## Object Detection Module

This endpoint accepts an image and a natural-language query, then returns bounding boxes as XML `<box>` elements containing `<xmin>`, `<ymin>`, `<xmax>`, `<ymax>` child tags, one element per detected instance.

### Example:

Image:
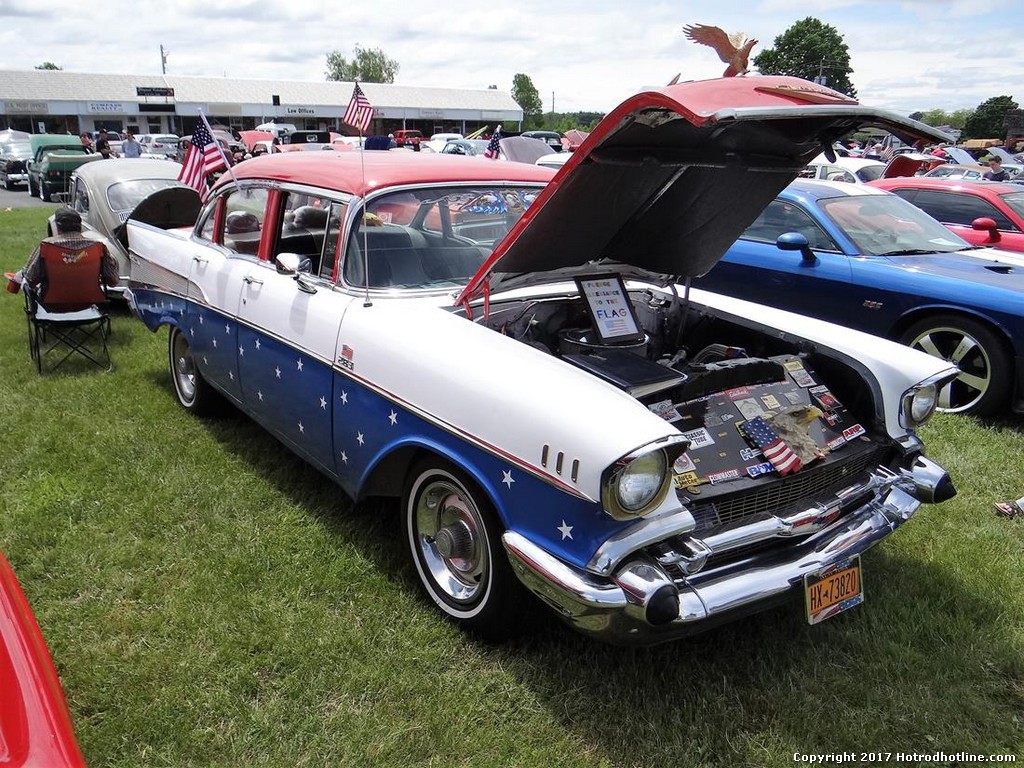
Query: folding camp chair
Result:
<box><xmin>24</xmin><ymin>240</ymin><xmax>112</xmax><ymax>373</ymax></box>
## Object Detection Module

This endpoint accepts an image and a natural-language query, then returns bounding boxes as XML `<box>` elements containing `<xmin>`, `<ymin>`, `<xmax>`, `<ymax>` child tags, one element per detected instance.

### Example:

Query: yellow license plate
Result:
<box><xmin>804</xmin><ymin>557</ymin><xmax>863</xmax><ymax>625</ymax></box>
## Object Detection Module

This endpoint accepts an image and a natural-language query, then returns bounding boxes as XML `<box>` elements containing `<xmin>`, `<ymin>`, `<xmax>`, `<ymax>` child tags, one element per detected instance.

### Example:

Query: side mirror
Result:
<box><xmin>275</xmin><ymin>252</ymin><xmax>317</xmax><ymax>294</ymax></box>
<box><xmin>971</xmin><ymin>217</ymin><xmax>1000</xmax><ymax>241</ymax></box>
<box><xmin>275</xmin><ymin>252</ymin><xmax>301</xmax><ymax>274</ymax></box>
<box><xmin>776</xmin><ymin>231</ymin><xmax>816</xmax><ymax>264</ymax></box>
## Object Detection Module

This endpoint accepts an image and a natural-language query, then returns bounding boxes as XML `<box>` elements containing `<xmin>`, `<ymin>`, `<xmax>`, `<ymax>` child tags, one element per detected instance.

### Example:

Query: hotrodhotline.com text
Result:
<box><xmin>793</xmin><ymin>752</ymin><xmax>1017</xmax><ymax>764</ymax></box>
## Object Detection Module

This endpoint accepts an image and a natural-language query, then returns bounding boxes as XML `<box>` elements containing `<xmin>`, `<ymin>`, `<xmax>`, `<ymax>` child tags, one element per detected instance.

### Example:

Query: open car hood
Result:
<box><xmin>457</xmin><ymin>76</ymin><xmax>950</xmax><ymax>303</ymax></box>
<box><xmin>120</xmin><ymin>186</ymin><xmax>202</xmax><ymax>249</ymax></box>
<box><xmin>882</xmin><ymin>152</ymin><xmax>948</xmax><ymax>178</ymax></box>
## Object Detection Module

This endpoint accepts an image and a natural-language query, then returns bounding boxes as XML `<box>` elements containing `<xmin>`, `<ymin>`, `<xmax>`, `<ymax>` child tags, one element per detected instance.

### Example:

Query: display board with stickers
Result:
<box><xmin>648</xmin><ymin>355</ymin><xmax>869</xmax><ymax>491</ymax></box>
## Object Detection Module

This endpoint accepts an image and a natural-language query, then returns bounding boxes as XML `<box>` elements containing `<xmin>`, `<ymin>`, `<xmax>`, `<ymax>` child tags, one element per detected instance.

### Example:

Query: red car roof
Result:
<box><xmin>870</xmin><ymin>177</ymin><xmax>1021</xmax><ymax>197</ymax></box>
<box><xmin>214</xmin><ymin>152</ymin><xmax>555</xmax><ymax>199</ymax></box>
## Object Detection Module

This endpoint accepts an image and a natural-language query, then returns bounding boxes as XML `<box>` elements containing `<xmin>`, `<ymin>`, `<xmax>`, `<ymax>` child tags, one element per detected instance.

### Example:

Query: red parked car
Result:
<box><xmin>868</xmin><ymin>177</ymin><xmax>1024</xmax><ymax>252</ymax></box>
<box><xmin>0</xmin><ymin>551</ymin><xmax>86</xmax><ymax>767</ymax></box>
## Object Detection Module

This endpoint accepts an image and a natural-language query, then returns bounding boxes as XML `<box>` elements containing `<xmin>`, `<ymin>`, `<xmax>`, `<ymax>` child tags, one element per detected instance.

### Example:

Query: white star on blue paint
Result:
<box><xmin>198</xmin><ymin>316</ymin><xmax>203</xmax><ymax>325</ymax></box>
<box><xmin>340</xmin><ymin>391</ymin><xmax>348</xmax><ymax>404</ymax></box>
<box><xmin>255</xmin><ymin>338</ymin><xmax>261</xmax><ymax>350</ymax></box>
<box><xmin>189</xmin><ymin>326</ymin><xmax>194</xmax><ymax>336</ymax></box>
<box><xmin>257</xmin><ymin>390</ymin><xmax>263</xmax><ymax>401</ymax></box>
<box><xmin>275</xmin><ymin>366</ymin><xmax>281</xmax><ymax>379</ymax></box>
<box><xmin>356</xmin><ymin>432</ymin><xmax>364</xmax><ymax>446</ymax></box>
<box><xmin>296</xmin><ymin>359</ymin><xmax>303</xmax><ymax>372</ymax></box>
<box><xmin>320</xmin><ymin>396</ymin><xmax>327</xmax><ymax>409</ymax></box>
<box><xmin>388</xmin><ymin>410</ymin><xmax>397</xmax><ymax>425</ymax></box>
<box><xmin>239</xmin><ymin>346</ymin><xmax>244</xmax><ymax>357</ymax></box>
<box><xmin>502</xmin><ymin>470</ymin><xmax>515</xmax><ymax>489</ymax></box>
<box><xmin>228</xmin><ymin>371</ymin><xmax>234</xmax><ymax>381</ymax></box>
<box><xmin>212</xmin><ymin>338</ymin><xmax>217</xmax><ymax>348</ymax></box>
<box><xmin>340</xmin><ymin>451</ymin><xmax>348</xmax><ymax>464</ymax></box>
<box><xmin>225</xmin><ymin>323</ymin><xmax>230</xmax><ymax>334</ymax></box>
<box><xmin>557</xmin><ymin>521</ymin><xmax>573</xmax><ymax>540</ymax></box>
<box><xmin>298</xmin><ymin>422</ymin><xmax>305</xmax><ymax>434</ymax></box>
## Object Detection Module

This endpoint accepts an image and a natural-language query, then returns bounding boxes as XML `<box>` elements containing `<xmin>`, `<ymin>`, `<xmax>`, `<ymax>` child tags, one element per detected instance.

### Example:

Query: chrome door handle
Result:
<box><xmin>192</xmin><ymin>255</ymin><xmax>208</xmax><ymax>264</ymax></box>
<box><xmin>243</xmin><ymin>275</ymin><xmax>264</xmax><ymax>285</ymax></box>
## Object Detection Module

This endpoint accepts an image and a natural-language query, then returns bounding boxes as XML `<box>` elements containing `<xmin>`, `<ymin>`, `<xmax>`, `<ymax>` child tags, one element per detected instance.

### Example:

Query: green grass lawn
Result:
<box><xmin>1</xmin><ymin>207</ymin><xmax>1022</xmax><ymax>767</ymax></box>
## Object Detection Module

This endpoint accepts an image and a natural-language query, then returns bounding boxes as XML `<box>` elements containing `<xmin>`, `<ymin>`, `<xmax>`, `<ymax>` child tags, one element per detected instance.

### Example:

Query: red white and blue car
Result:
<box><xmin>125</xmin><ymin>77</ymin><xmax>956</xmax><ymax>645</ymax></box>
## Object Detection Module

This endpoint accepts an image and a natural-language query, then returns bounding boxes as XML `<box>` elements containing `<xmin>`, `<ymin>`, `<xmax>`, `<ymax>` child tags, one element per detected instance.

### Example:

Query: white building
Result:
<box><xmin>0</xmin><ymin>69</ymin><xmax>522</xmax><ymax>138</ymax></box>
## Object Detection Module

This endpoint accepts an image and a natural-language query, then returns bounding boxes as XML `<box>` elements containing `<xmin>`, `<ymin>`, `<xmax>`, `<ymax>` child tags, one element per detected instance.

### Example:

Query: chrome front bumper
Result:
<box><xmin>503</xmin><ymin>455</ymin><xmax>952</xmax><ymax>645</ymax></box>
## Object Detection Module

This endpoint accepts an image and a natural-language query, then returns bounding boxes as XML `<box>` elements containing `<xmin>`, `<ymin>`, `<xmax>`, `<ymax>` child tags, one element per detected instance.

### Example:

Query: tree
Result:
<box><xmin>34</xmin><ymin>62</ymin><xmax>61</xmax><ymax>70</ymax></box>
<box><xmin>911</xmin><ymin>108</ymin><xmax>973</xmax><ymax>132</ymax></box>
<box><xmin>325</xmin><ymin>46</ymin><xmax>399</xmax><ymax>83</ymax></box>
<box><xmin>511</xmin><ymin>74</ymin><xmax>543</xmax><ymax>127</ymax></box>
<box><xmin>962</xmin><ymin>96</ymin><xmax>1019</xmax><ymax>140</ymax></box>
<box><xmin>752</xmin><ymin>17</ymin><xmax>856</xmax><ymax>98</ymax></box>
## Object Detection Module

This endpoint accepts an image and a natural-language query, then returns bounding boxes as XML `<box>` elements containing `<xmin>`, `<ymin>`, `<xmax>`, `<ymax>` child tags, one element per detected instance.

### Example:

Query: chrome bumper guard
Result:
<box><xmin>503</xmin><ymin>456</ymin><xmax>952</xmax><ymax>645</ymax></box>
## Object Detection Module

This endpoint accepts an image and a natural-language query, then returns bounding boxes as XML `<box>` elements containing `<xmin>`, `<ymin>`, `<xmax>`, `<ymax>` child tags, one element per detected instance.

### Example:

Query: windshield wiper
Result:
<box><xmin>877</xmin><ymin>248</ymin><xmax>941</xmax><ymax>257</ymax></box>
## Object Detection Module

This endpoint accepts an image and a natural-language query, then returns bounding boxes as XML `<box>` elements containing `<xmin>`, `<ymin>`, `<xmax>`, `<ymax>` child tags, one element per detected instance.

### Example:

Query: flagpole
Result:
<box><xmin>197</xmin><ymin>109</ymin><xmax>242</xmax><ymax>192</ymax></box>
<box><xmin>359</xmin><ymin>118</ymin><xmax>371</xmax><ymax>308</ymax></box>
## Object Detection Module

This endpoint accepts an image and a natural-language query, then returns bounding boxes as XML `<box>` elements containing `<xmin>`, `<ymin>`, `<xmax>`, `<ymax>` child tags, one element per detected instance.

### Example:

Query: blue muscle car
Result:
<box><xmin>696</xmin><ymin>180</ymin><xmax>1024</xmax><ymax>416</ymax></box>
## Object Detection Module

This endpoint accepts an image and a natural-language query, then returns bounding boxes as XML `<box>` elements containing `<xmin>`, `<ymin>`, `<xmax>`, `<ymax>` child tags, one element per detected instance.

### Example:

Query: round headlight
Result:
<box><xmin>904</xmin><ymin>383</ymin><xmax>938</xmax><ymax>427</ymax></box>
<box><xmin>616</xmin><ymin>451</ymin><xmax>668</xmax><ymax>512</ymax></box>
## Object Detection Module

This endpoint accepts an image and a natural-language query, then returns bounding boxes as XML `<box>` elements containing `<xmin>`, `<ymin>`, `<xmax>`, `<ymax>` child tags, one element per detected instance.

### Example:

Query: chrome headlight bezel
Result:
<box><xmin>600</xmin><ymin>437</ymin><xmax>688</xmax><ymax>521</ymax></box>
<box><xmin>900</xmin><ymin>372</ymin><xmax>950</xmax><ymax>429</ymax></box>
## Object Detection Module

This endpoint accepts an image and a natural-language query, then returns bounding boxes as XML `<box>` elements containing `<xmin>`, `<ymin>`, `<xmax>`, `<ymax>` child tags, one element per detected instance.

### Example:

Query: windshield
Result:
<box><xmin>343</xmin><ymin>184</ymin><xmax>543</xmax><ymax>290</ymax></box>
<box><xmin>999</xmin><ymin>191</ymin><xmax>1024</xmax><ymax>220</ymax></box>
<box><xmin>925</xmin><ymin>165</ymin><xmax>981</xmax><ymax>179</ymax></box>
<box><xmin>819</xmin><ymin>192</ymin><xmax>971</xmax><ymax>256</ymax></box>
<box><xmin>106</xmin><ymin>178</ymin><xmax>183</xmax><ymax>212</ymax></box>
<box><xmin>855</xmin><ymin>164</ymin><xmax>884</xmax><ymax>182</ymax></box>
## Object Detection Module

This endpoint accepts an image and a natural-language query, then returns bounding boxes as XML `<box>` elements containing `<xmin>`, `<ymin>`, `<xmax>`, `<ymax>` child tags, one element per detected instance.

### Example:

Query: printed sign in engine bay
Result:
<box><xmin>650</xmin><ymin>357</ymin><xmax>868</xmax><ymax>489</ymax></box>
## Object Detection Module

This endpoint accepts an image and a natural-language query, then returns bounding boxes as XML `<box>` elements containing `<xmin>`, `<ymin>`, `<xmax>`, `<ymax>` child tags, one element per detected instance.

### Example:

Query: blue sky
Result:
<box><xmin>1</xmin><ymin>0</ymin><xmax>1021</xmax><ymax>115</ymax></box>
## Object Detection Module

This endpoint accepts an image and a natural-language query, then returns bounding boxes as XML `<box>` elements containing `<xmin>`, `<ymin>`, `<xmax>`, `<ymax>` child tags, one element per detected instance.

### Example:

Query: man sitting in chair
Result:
<box><xmin>21</xmin><ymin>208</ymin><xmax>119</xmax><ymax>297</ymax></box>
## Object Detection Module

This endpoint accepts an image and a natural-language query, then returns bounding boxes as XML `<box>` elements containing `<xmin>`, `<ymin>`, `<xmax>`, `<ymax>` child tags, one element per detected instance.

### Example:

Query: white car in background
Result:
<box><xmin>138</xmin><ymin>133</ymin><xmax>180</xmax><ymax>158</ymax></box>
<box><xmin>801</xmin><ymin>154</ymin><xmax>886</xmax><ymax>184</ymax></box>
<box><xmin>536</xmin><ymin>152</ymin><xmax>571</xmax><ymax>170</ymax></box>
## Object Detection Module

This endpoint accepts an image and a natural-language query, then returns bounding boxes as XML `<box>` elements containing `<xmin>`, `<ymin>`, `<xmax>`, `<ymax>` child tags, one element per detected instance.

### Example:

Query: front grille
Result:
<box><xmin>687</xmin><ymin>441</ymin><xmax>888</xmax><ymax>530</ymax></box>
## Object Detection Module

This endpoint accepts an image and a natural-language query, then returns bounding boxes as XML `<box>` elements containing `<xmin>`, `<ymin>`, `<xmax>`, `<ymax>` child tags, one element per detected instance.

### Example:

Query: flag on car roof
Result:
<box><xmin>484</xmin><ymin>125</ymin><xmax>502</xmax><ymax>159</ymax></box>
<box><xmin>178</xmin><ymin>114</ymin><xmax>227</xmax><ymax>202</ymax></box>
<box><xmin>343</xmin><ymin>83</ymin><xmax>374</xmax><ymax>134</ymax></box>
<box><xmin>740</xmin><ymin>416</ymin><xmax>803</xmax><ymax>475</ymax></box>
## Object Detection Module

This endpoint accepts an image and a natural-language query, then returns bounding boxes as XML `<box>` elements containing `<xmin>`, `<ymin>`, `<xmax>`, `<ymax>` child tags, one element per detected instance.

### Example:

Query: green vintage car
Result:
<box><xmin>26</xmin><ymin>134</ymin><xmax>101</xmax><ymax>202</ymax></box>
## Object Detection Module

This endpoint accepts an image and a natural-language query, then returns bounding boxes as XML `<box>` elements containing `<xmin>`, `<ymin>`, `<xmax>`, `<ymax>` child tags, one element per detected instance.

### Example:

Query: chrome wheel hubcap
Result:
<box><xmin>172</xmin><ymin>332</ymin><xmax>197</xmax><ymax>403</ymax></box>
<box><xmin>414</xmin><ymin>478</ymin><xmax>487</xmax><ymax>605</ymax></box>
<box><xmin>909</xmin><ymin>326</ymin><xmax>991</xmax><ymax>413</ymax></box>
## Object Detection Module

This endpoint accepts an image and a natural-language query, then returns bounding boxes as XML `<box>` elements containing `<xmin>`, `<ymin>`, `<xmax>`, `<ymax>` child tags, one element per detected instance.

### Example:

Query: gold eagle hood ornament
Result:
<box><xmin>683</xmin><ymin>23</ymin><xmax>758</xmax><ymax>77</ymax></box>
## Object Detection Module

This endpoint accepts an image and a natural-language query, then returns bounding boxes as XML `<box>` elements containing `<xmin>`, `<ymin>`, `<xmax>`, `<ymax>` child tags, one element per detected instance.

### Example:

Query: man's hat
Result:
<box><xmin>54</xmin><ymin>208</ymin><xmax>82</xmax><ymax>231</ymax></box>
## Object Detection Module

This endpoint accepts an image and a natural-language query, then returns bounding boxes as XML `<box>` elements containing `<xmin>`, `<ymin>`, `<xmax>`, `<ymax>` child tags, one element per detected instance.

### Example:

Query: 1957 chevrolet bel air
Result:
<box><xmin>126</xmin><ymin>76</ymin><xmax>956</xmax><ymax>645</ymax></box>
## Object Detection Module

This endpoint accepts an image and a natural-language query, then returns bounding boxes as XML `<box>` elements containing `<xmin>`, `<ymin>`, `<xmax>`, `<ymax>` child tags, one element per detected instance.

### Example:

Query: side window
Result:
<box><xmin>272</xmin><ymin>192</ymin><xmax>340</xmax><ymax>278</ymax></box>
<box><xmin>222</xmin><ymin>187</ymin><xmax>269</xmax><ymax>255</ymax></box>
<box><xmin>197</xmin><ymin>203</ymin><xmax>217</xmax><ymax>242</ymax></box>
<box><xmin>73</xmin><ymin>179</ymin><xmax>89</xmax><ymax>214</ymax></box>
<box><xmin>824</xmin><ymin>166</ymin><xmax>856</xmax><ymax>183</ymax></box>
<box><xmin>910</xmin><ymin>190</ymin><xmax>1014</xmax><ymax>230</ymax></box>
<box><xmin>742</xmin><ymin>200</ymin><xmax>839</xmax><ymax>251</ymax></box>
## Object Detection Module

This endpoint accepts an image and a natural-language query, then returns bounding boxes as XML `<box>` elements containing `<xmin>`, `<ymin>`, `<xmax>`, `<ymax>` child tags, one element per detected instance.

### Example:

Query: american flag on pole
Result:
<box><xmin>484</xmin><ymin>125</ymin><xmax>502</xmax><ymax>159</ymax></box>
<box><xmin>740</xmin><ymin>416</ymin><xmax>803</xmax><ymax>475</ymax></box>
<box><xmin>343</xmin><ymin>83</ymin><xmax>374</xmax><ymax>133</ymax></box>
<box><xmin>881</xmin><ymin>134</ymin><xmax>895</xmax><ymax>162</ymax></box>
<box><xmin>178</xmin><ymin>116</ymin><xmax>227</xmax><ymax>201</ymax></box>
